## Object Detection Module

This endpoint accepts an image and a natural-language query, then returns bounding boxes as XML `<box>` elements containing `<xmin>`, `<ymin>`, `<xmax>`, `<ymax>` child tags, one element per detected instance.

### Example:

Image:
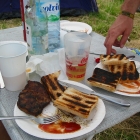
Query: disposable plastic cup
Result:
<box><xmin>0</xmin><ymin>41</ymin><xmax>28</xmax><ymax>91</ymax></box>
<box><xmin>64</xmin><ymin>32</ymin><xmax>91</xmax><ymax>81</ymax></box>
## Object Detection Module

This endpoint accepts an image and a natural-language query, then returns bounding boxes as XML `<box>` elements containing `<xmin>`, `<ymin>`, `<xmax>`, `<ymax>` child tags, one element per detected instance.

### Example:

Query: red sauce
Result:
<box><xmin>117</xmin><ymin>80</ymin><xmax>140</xmax><ymax>94</ymax></box>
<box><xmin>38</xmin><ymin>121</ymin><xmax>81</xmax><ymax>134</ymax></box>
<box><xmin>121</xmin><ymin>82</ymin><xmax>138</xmax><ymax>88</ymax></box>
<box><xmin>134</xmin><ymin>80</ymin><xmax>140</xmax><ymax>86</ymax></box>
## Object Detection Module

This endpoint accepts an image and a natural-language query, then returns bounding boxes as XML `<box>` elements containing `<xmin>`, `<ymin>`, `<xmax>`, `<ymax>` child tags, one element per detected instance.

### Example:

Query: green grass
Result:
<box><xmin>0</xmin><ymin>18</ymin><xmax>22</xmax><ymax>29</ymax></box>
<box><xmin>0</xmin><ymin>0</ymin><xmax>139</xmax><ymax>43</ymax></box>
<box><xmin>93</xmin><ymin>113</ymin><xmax>140</xmax><ymax>140</ymax></box>
<box><xmin>0</xmin><ymin>0</ymin><xmax>140</xmax><ymax>139</ymax></box>
<box><xmin>61</xmin><ymin>0</ymin><xmax>123</xmax><ymax>36</ymax></box>
<box><xmin>61</xmin><ymin>0</ymin><xmax>140</xmax><ymax>48</ymax></box>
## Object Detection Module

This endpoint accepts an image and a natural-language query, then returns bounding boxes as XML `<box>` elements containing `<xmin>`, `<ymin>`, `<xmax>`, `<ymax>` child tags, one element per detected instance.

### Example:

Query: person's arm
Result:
<box><xmin>121</xmin><ymin>0</ymin><xmax>140</xmax><ymax>14</ymax></box>
<box><xmin>104</xmin><ymin>0</ymin><xmax>140</xmax><ymax>55</ymax></box>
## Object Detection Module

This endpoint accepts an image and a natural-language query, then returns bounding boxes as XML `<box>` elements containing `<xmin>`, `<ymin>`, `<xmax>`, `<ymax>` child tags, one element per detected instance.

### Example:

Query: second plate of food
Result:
<box><xmin>94</xmin><ymin>61</ymin><xmax>140</xmax><ymax>97</ymax></box>
<box><xmin>60</xmin><ymin>21</ymin><xmax>92</xmax><ymax>34</ymax></box>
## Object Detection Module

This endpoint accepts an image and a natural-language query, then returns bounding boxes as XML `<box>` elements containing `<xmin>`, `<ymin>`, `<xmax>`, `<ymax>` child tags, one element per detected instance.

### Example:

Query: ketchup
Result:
<box><xmin>39</xmin><ymin>121</ymin><xmax>81</xmax><ymax>134</ymax></box>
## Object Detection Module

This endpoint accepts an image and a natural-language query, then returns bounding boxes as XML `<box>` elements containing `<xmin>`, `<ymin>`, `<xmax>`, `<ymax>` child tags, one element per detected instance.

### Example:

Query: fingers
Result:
<box><xmin>104</xmin><ymin>33</ymin><xmax>118</xmax><ymax>55</ymax></box>
<box><xmin>120</xmin><ymin>33</ymin><xmax>130</xmax><ymax>48</ymax></box>
<box><xmin>104</xmin><ymin>34</ymin><xmax>111</xmax><ymax>55</ymax></box>
<box><xmin>104</xmin><ymin>15</ymin><xmax>133</xmax><ymax>55</ymax></box>
<box><xmin>104</xmin><ymin>33</ymin><xmax>129</xmax><ymax>54</ymax></box>
<box><xmin>113</xmin><ymin>39</ymin><xmax>121</xmax><ymax>47</ymax></box>
<box><xmin>111</xmin><ymin>48</ymin><xmax>116</xmax><ymax>54</ymax></box>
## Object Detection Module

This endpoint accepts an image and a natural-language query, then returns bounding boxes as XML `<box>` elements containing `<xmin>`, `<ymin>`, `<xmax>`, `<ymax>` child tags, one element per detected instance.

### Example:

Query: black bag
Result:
<box><xmin>0</xmin><ymin>0</ymin><xmax>21</xmax><ymax>19</ymax></box>
<box><xmin>60</xmin><ymin>0</ymin><xmax>98</xmax><ymax>16</ymax></box>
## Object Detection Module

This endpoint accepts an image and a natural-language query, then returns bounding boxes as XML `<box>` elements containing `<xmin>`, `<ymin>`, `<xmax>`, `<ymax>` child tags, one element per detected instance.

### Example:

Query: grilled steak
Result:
<box><xmin>41</xmin><ymin>71</ymin><xmax>66</xmax><ymax>101</ymax></box>
<box><xmin>87</xmin><ymin>68</ymin><xmax>120</xmax><ymax>92</ymax></box>
<box><xmin>17</xmin><ymin>81</ymin><xmax>51</xmax><ymax>116</ymax></box>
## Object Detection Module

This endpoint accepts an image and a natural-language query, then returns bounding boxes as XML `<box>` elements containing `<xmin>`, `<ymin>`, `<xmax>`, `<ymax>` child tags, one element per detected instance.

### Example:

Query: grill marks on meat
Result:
<box><xmin>41</xmin><ymin>71</ymin><xmax>66</xmax><ymax>100</ymax></box>
<box><xmin>17</xmin><ymin>81</ymin><xmax>51</xmax><ymax>116</ymax></box>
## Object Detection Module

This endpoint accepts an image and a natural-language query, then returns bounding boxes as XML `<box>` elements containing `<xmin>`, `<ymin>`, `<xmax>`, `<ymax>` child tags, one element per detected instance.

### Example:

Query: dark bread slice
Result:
<box><xmin>87</xmin><ymin>68</ymin><xmax>120</xmax><ymax>92</ymax></box>
<box><xmin>54</xmin><ymin>87</ymin><xmax>98</xmax><ymax>118</ymax></box>
<box><xmin>41</xmin><ymin>71</ymin><xmax>66</xmax><ymax>101</ymax></box>
<box><xmin>100</xmin><ymin>54</ymin><xmax>129</xmax><ymax>65</ymax></box>
<box><xmin>108</xmin><ymin>61</ymin><xmax>139</xmax><ymax>82</ymax></box>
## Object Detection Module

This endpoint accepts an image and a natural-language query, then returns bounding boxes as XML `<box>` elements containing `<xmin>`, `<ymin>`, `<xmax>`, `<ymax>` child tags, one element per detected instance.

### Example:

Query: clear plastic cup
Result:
<box><xmin>0</xmin><ymin>41</ymin><xmax>27</xmax><ymax>91</ymax></box>
<box><xmin>64</xmin><ymin>32</ymin><xmax>91</xmax><ymax>81</ymax></box>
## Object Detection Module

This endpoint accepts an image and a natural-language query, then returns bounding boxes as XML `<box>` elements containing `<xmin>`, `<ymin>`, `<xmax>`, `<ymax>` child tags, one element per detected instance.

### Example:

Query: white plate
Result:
<box><xmin>60</xmin><ymin>20</ymin><xmax>70</xmax><ymax>24</ymax></box>
<box><xmin>14</xmin><ymin>81</ymin><xmax>105</xmax><ymax>139</ymax></box>
<box><xmin>60</xmin><ymin>21</ymin><xmax>92</xmax><ymax>34</ymax></box>
<box><xmin>95</xmin><ymin>61</ymin><xmax>140</xmax><ymax>97</ymax></box>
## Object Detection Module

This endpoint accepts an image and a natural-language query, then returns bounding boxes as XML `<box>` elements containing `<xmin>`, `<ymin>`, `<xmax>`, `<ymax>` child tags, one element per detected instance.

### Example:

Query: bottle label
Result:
<box><xmin>41</xmin><ymin>1</ymin><xmax>60</xmax><ymax>21</ymax></box>
<box><xmin>25</xmin><ymin>22</ymin><xmax>33</xmax><ymax>51</ymax></box>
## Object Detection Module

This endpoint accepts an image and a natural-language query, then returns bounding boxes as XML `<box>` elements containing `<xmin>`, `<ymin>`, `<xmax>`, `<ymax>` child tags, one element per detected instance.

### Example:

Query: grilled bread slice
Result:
<box><xmin>100</xmin><ymin>54</ymin><xmax>129</xmax><ymax>65</ymax></box>
<box><xmin>54</xmin><ymin>87</ymin><xmax>98</xmax><ymax>118</ymax></box>
<box><xmin>108</xmin><ymin>61</ymin><xmax>139</xmax><ymax>82</ymax></box>
<box><xmin>41</xmin><ymin>71</ymin><xmax>66</xmax><ymax>101</ymax></box>
<box><xmin>87</xmin><ymin>68</ymin><xmax>120</xmax><ymax>92</ymax></box>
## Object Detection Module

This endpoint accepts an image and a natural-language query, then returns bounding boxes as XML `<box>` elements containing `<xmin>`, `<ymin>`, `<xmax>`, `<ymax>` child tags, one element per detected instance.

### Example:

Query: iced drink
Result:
<box><xmin>64</xmin><ymin>32</ymin><xmax>91</xmax><ymax>81</ymax></box>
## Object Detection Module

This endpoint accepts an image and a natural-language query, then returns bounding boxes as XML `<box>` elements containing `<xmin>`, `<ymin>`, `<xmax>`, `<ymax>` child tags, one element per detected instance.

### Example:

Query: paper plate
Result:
<box><xmin>95</xmin><ymin>61</ymin><xmax>140</xmax><ymax>97</ymax></box>
<box><xmin>60</xmin><ymin>21</ymin><xmax>92</xmax><ymax>34</ymax></box>
<box><xmin>14</xmin><ymin>81</ymin><xmax>105</xmax><ymax>139</ymax></box>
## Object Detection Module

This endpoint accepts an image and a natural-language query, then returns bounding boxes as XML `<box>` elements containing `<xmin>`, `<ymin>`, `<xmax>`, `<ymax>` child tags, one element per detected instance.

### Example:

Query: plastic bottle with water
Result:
<box><xmin>25</xmin><ymin>0</ymin><xmax>49</xmax><ymax>57</ymax></box>
<box><xmin>41</xmin><ymin>0</ymin><xmax>61</xmax><ymax>52</ymax></box>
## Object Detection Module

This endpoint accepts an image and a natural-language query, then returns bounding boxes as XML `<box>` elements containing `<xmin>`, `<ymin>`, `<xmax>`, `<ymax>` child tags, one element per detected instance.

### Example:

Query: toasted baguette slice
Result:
<box><xmin>108</xmin><ymin>61</ymin><xmax>139</xmax><ymax>82</ymax></box>
<box><xmin>54</xmin><ymin>87</ymin><xmax>98</xmax><ymax>118</ymax></box>
<box><xmin>100</xmin><ymin>54</ymin><xmax>129</xmax><ymax>65</ymax></box>
<box><xmin>41</xmin><ymin>71</ymin><xmax>66</xmax><ymax>101</ymax></box>
<box><xmin>87</xmin><ymin>68</ymin><xmax>120</xmax><ymax>92</ymax></box>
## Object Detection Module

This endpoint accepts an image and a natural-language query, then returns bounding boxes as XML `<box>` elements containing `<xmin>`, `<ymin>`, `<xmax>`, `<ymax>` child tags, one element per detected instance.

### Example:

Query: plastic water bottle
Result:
<box><xmin>41</xmin><ymin>0</ymin><xmax>61</xmax><ymax>52</ymax></box>
<box><xmin>25</xmin><ymin>0</ymin><xmax>49</xmax><ymax>57</ymax></box>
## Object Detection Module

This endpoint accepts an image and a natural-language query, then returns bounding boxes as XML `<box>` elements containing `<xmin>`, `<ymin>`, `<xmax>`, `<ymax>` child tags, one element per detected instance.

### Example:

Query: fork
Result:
<box><xmin>0</xmin><ymin>115</ymin><xmax>60</xmax><ymax>124</ymax></box>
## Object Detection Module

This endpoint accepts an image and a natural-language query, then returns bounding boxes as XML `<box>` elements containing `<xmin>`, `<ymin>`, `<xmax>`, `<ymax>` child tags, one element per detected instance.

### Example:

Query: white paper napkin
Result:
<box><xmin>57</xmin><ymin>48</ymin><xmax>68</xmax><ymax>80</ymax></box>
<box><xmin>26</xmin><ymin>49</ymin><xmax>68</xmax><ymax>80</ymax></box>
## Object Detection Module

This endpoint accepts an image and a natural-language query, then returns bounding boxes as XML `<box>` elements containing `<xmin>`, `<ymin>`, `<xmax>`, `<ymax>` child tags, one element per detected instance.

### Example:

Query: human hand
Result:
<box><xmin>104</xmin><ymin>15</ymin><xmax>133</xmax><ymax>54</ymax></box>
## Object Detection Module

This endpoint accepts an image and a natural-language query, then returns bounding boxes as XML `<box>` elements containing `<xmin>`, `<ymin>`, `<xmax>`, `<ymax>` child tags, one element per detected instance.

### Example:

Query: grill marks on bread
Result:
<box><xmin>100</xmin><ymin>54</ymin><xmax>129</xmax><ymax>65</ymax></box>
<box><xmin>108</xmin><ymin>61</ymin><xmax>139</xmax><ymax>82</ymax></box>
<box><xmin>87</xmin><ymin>68</ymin><xmax>120</xmax><ymax>92</ymax></box>
<box><xmin>105</xmin><ymin>54</ymin><xmax>125</xmax><ymax>60</ymax></box>
<box><xmin>41</xmin><ymin>71</ymin><xmax>98</xmax><ymax>118</ymax></box>
<box><xmin>54</xmin><ymin>87</ymin><xmax>98</xmax><ymax>118</ymax></box>
<box><xmin>41</xmin><ymin>71</ymin><xmax>66</xmax><ymax>100</ymax></box>
<box><xmin>101</xmin><ymin>54</ymin><xmax>127</xmax><ymax>61</ymax></box>
<box><xmin>89</xmin><ymin>54</ymin><xmax>140</xmax><ymax>92</ymax></box>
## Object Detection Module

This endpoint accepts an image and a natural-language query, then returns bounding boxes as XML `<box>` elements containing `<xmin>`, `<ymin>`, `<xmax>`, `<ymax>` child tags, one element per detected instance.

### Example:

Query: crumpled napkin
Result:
<box><xmin>26</xmin><ymin>48</ymin><xmax>68</xmax><ymax>80</ymax></box>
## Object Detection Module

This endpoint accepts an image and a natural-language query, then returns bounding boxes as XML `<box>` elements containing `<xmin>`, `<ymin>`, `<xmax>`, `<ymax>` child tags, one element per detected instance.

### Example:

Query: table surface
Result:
<box><xmin>0</xmin><ymin>26</ymin><xmax>140</xmax><ymax>140</ymax></box>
